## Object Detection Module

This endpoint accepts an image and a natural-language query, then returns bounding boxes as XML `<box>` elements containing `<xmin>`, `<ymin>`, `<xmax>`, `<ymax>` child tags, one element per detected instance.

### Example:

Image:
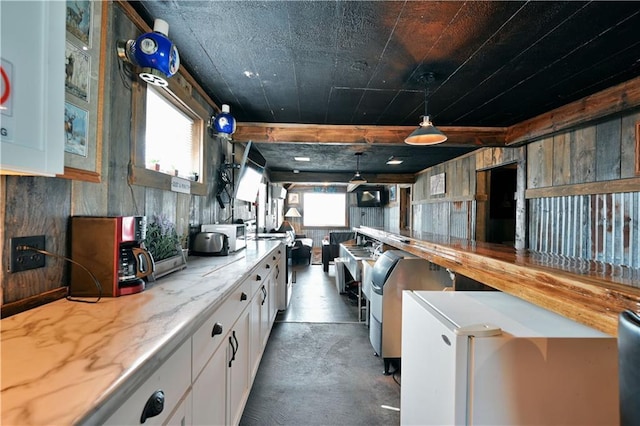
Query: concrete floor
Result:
<box><xmin>277</xmin><ymin>263</ymin><xmax>360</xmax><ymax>323</ymax></box>
<box><xmin>241</xmin><ymin>263</ymin><xmax>401</xmax><ymax>426</ymax></box>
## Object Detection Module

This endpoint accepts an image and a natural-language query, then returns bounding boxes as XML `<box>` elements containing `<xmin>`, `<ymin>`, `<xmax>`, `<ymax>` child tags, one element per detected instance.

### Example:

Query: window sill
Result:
<box><xmin>129</xmin><ymin>165</ymin><xmax>206</xmax><ymax>196</ymax></box>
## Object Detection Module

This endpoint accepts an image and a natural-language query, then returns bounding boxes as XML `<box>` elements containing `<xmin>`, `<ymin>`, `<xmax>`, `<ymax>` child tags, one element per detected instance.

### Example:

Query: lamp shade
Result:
<box><xmin>132</xmin><ymin>19</ymin><xmax>180</xmax><ymax>87</ymax></box>
<box><xmin>285</xmin><ymin>207</ymin><xmax>301</xmax><ymax>217</ymax></box>
<box><xmin>213</xmin><ymin>104</ymin><xmax>236</xmax><ymax>138</ymax></box>
<box><xmin>349</xmin><ymin>171</ymin><xmax>367</xmax><ymax>184</ymax></box>
<box><xmin>404</xmin><ymin>115</ymin><xmax>447</xmax><ymax>145</ymax></box>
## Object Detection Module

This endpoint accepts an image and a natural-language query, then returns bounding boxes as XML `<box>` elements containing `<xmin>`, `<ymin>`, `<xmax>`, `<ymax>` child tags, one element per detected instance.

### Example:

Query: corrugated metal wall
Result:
<box><xmin>417</xmin><ymin>201</ymin><xmax>474</xmax><ymax>239</ymax></box>
<box><xmin>529</xmin><ymin>192</ymin><xmax>640</xmax><ymax>268</ymax></box>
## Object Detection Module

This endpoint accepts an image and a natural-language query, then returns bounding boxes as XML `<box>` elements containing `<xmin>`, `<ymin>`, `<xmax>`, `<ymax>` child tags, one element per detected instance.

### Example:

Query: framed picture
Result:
<box><xmin>65</xmin><ymin>42</ymin><xmax>90</xmax><ymax>102</ymax></box>
<box><xmin>64</xmin><ymin>102</ymin><xmax>88</xmax><ymax>156</ymax></box>
<box><xmin>389</xmin><ymin>185</ymin><xmax>397</xmax><ymax>202</ymax></box>
<box><xmin>65</xmin><ymin>1</ymin><xmax>92</xmax><ymax>47</ymax></box>
<box><xmin>430</xmin><ymin>172</ymin><xmax>446</xmax><ymax>195</ymax></box>
<box><xmin>58</xmin><ymin>1</ymin><xmax>106</xmax><ymax>183</ymax></box>
<box><xmin>288</xmin><ymin>192</ymin><xmax>299</xmax><ymax>204</ymax></box>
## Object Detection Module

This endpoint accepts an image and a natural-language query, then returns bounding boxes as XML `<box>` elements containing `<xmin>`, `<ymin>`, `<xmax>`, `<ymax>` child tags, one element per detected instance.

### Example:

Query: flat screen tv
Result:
<box><xmin>234</xmin><ymin>158</ymin><xmax>264</xmax><ymax>202</ymax></box>
<box><xmin>356</xmin><ymin>189</ymin><xmax>387</xmax><ymax>207</ymax></box>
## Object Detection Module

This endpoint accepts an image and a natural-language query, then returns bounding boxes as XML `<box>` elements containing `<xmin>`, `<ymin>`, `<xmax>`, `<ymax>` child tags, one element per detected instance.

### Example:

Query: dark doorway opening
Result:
<box><xmin>476</xmin><ymin>165</ymin><xmax>516</xmax><ymax>245</ymax></box>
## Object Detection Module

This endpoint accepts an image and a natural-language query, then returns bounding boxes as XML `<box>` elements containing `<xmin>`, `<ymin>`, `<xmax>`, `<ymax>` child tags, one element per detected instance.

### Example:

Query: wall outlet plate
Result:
<box><xmin>10</xmin><ymin>235</ymin><xmax>46</xmax><ymax>272</ymax></box>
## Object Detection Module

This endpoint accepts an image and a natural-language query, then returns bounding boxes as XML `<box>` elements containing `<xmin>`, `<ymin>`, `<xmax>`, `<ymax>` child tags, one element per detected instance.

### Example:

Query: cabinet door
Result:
<box><xmin>165</xmin><ymin>390</ymin><xmax>192</xmax><ymax>426</ymax></box>
<box><xmin>228</xmin><ymin>307</ymin><xmax>251</xmax><ymax>426</ymax></box>
<box><xmin>103</xmin><ymin>341</ymin><xmax>191</xmax><ymax>426</ymax></box>
<box><xmin>192</xmin><ymin>341</ymin><xmax>227</xmax><ymax>426</ymax></box>
<box><xmin>0</xmin><ymin>1</ymin><xmax>65</xmax><ymax>175</ymax></box>
<box><xmin>249</xmin><ymin>284</ymin><xmax>264</xmax><ymax>378</ymax></box>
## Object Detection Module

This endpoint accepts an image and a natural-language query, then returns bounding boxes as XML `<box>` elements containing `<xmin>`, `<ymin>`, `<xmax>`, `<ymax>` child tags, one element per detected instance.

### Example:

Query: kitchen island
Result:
<box><xmin>356</xmin><ymin>226</ymin><xmax>640</xmax><ymax>336</ymax></box>
<box><xmin>1</xmin><ymin>240</ymin><xmax>284</xmax><ymax>425</ymax></box>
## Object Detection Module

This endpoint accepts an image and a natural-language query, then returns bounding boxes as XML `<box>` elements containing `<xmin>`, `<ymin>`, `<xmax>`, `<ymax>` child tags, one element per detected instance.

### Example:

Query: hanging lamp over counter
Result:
<box><xmin>405</xmin><ymin>72</ymin><xmax>447</xmax><ymax>145</ymax></box>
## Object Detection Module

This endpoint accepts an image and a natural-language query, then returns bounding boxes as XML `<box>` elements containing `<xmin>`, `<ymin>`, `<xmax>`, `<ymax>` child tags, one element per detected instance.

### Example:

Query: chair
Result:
<box><xmin>618</xmin><ymin>310</ymin><xmax>640</xmax><ymax>425</ymax></box>
<box><xmin>290</xmin><ymin>237</ymin><xmax>312</xmax><ymax>265</ymax></box>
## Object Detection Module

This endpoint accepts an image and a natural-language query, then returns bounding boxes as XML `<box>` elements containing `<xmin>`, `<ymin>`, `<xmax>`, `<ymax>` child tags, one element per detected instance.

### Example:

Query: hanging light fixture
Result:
<box><xmin>350</xmin><ymin>152</ymin><xmax>367</xmax><ymax>184</ymax></box>
<box><xmin>116</xmin><ymin>18</ymin><xmax>180</xmax><ymax>87</ymax></box>
<box><xmin>386</xmin><ymin>156</ymin><xmax>403</xmax><ymax>165</ymax></box>
<box><xmin>405</xmin><ymin>72</ymin><xmax>447</xmax><ymax>145</ymax></box>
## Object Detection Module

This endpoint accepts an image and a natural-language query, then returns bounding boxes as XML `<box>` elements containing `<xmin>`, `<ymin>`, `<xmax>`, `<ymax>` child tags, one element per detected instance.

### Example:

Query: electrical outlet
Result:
<box><xmin>10</xmin><ymin>235</ymin><xmax>46</xmax><ymax>272</ymax></box>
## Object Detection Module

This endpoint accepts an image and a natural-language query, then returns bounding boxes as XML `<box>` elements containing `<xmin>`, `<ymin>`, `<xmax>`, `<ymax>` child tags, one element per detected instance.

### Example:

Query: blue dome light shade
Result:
<box><xmin>213</xmin><ymin>104</ymin><xmax>236</xmax><ymax>138</ymax></box>
<box><xmin>117</xmin><ymin>19</ymin><xmax>180</xmax><ymax>87</ymax></box>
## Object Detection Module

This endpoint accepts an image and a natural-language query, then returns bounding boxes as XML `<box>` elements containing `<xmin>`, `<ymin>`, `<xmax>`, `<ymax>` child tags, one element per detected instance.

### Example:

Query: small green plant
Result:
<box><xmin>145</xmin><ymin>214</ymin><xmax>181</xmax><ymax>261</ymax></box>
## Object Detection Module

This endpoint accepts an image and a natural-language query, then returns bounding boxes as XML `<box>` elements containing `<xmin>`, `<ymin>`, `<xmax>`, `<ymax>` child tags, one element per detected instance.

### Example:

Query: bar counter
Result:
<box><xmin>356</xmin><ymin>226</ymin><xmax>640</xmax><ymax>335</ymax></box>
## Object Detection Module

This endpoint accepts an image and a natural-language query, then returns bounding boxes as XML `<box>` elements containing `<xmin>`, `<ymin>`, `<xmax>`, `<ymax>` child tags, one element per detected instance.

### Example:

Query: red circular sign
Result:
<box><xmin>0</xmin><ymin>66</ymin><xmax>10</xmax><ymax>106</ymax></box>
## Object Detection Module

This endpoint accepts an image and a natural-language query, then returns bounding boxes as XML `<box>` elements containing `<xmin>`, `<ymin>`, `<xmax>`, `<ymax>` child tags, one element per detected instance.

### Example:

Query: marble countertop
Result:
<box><xmin>1</xmin><ymin>240</ymin><xmax>281</xmax><ymax>425</ymax></box>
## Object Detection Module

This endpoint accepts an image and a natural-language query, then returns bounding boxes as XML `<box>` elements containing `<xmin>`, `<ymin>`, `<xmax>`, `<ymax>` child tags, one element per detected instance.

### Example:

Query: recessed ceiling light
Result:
<box><xmin>293</xmin><ymin>169</ymin><xmax>300</xmax><ymax>173</ymax></box>
<box><xmin>386</xmin><ymin>156</ymin><xmax>403</xmax><ymax>165</ymax></box>
<box><xmin>294</xmin><ymin>157</ymin><xmax>310</xmax><ymax>162</ymax></box>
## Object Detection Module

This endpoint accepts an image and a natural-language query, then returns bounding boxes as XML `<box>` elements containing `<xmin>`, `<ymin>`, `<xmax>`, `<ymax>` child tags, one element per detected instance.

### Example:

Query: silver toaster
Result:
<box><xmin>191</xmin><ymin>232</ymin><xmax>229</xmax><ymax>256</ymax></box>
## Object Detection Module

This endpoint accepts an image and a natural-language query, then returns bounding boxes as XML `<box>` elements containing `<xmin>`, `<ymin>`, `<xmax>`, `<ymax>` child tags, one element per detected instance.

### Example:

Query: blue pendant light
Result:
<box><xmin>117</xmin><ymin>19</ymin><xmax>180</xmax><ymax>87</ymax></box>
<box><xmin>212</xmin><ymin>104</ymin><xmax>237</xmax><ymax>139</ymax></box>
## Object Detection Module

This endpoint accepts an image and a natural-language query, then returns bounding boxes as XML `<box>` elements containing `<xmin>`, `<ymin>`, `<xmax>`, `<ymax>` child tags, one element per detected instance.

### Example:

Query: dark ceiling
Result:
<box><xmin>130</xmin><ymin>1</ymin><xmax>640</xmax><ymax>184</ymax></box>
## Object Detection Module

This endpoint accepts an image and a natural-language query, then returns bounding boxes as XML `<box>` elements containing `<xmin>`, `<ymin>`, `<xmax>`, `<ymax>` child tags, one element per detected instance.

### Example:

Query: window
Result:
<box><xmin>130</xmin><ymin>74</ymin><xmax>209</xmax><ymax>195</ymax></box>
<box><xmin>144</xmin><ymin>86</ymin><xmax>201</xmax><ymax>179</ymax></box>
<box><xmin>303</xmin><ymin>192</ymin><xmax>347</xmax><ymax>227</ymax></box>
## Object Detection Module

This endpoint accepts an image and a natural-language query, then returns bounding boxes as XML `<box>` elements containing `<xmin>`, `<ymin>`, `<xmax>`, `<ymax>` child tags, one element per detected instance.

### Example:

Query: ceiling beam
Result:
<box><xmin>507</xmin><ymin>75</ymin><xmax>640</xmax><ymax>146</ymax></box>
<box><xmin>269</xmin><ymin>170</ymin><xmax>415</xmax><ymax>184</ymax></box>
<box><xmin>233</xmin><ymin>123</ymin><xmax>507</xmax><ymax>148</ymax></box>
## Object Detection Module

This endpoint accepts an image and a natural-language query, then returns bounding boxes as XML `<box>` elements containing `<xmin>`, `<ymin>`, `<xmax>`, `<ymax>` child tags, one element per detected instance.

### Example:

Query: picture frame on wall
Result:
<box><xmin>288</xmin><ymin>193</ymin><xmax>299</xmax><ymax>204</ymax></box>
<box><xmin>389</xmin><ymin>185</ymin><xmax>397</xmax><ymax>202</ymax></box>
<box><xmin>58</xmin><ymin>1</ymin><xmax>107</xmax><ymax>183</ymax></box>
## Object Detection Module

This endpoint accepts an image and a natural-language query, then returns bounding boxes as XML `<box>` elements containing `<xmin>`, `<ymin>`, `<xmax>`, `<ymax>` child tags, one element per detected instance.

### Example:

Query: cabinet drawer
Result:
<box><xmin>192</xmin><ymin>278</ymin><xmax>252</xmax><ymax>379</ymax></box>
<box><xmin>103</xmin><ymin>340</ymin><xmax>190</xmax><ymax>426</ymax></box>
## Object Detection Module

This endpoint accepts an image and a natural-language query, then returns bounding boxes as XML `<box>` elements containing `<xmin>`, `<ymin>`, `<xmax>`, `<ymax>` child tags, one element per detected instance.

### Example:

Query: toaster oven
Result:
<box><xmin>200</xmin><ymin>223</ymin><xmax>246</xmax><ymax>252</ymax></box>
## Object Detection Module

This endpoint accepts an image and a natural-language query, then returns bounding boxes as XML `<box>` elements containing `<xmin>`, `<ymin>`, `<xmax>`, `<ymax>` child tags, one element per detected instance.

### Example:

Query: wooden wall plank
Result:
<box><xmin>621</xmin><ymin>112</ymin><xmax>640</xmax><ymax>179</ymax></box>
<box><xmin>552</xmin><ymin>133</ymin><xmax>571</xmax><ymax>186</ymax></box>
<box><xmin>595</xmin><ymin>118</ymin><xmax>622</xmax><ymax>181</ymax></box>
<box><xmin>527</xmin><ymin>138</ymin><xmax>553</xmax><ymax>189</ymax></box>
<box><xmin>570</xmin><ymin>126</ymin><xmax>596</xmax><ymax>184</ymax></box>
<box><xmin>2</xmin><ymin>177</ymin><xmax>70</xmax><ymax>303</ymax></box>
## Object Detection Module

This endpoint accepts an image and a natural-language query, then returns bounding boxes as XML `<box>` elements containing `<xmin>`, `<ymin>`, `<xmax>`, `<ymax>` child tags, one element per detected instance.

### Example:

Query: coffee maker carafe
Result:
<box><xmin>70</xmin><ymin>216</ymin><xmax>155</xmax><ymax>297</ymax></box>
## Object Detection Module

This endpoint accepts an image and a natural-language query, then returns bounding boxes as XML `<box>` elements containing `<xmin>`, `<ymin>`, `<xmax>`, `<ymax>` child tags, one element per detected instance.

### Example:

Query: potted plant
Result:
<box><xmin>150</xmin><ymin>159</ymin><xmax>161</xmax><ymax>171</ymax></box>
<box><xmin>144</xmin><ymin>214</ymin><xmax>187</xmax><ymax>278</ymax></box>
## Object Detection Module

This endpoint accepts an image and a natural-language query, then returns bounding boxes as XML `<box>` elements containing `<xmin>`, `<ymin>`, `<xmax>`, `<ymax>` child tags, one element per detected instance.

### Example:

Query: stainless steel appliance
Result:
<box><xmin>191</xmin><ymin>232</ymin><xmax>228</xmax><ymax>255</ymax></box>
<box><xmin>369</xmin><ymin>250</ymin><xmax>452</xmax><ymax>374</ymax></box>
<box><xmin>200</xmin><ymin>223</ymin><xmax>246</xmax><ymax>252</ymax></box>
<box><xmin>70</xmin><ymin>216</ymin><xmax>154</xmax><ymax>297</ymax></box>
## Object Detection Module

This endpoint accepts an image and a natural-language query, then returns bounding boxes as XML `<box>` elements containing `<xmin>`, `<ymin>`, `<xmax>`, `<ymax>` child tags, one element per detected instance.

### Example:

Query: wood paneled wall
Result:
<box><xmin>0</xmin><ymin>4</ymin><xmax>227</xmax><ymax>311</ymax></box>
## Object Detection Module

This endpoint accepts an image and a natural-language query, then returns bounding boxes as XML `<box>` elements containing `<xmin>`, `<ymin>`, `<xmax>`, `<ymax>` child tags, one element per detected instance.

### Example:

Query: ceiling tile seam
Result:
<box><xmin>172</xmin><ymin>5</ymin><xmax>243</xmax><ymax>112</ymax></box>
<box><xmin>431</xmin><ymin>1</ymin><xmax>529</xmax><ymax>97</ymax></box>
<box><xmin>544</xmin><ymin>39</ymin><xmax>640</xmax><ymax>101</ymax></box>
<box><xmin>439</xmin><ymin>1</ymin><xmax>592</xmax><ymax>122</ymax></box>
<box><xmin>325</xmin><ymin>1</ymin><xmax>347</xmax><ymax>124</ymax></box>
<box><xmin>285</xmin><ymin>4</ymin><xmax>302</xmax><ymax>122</ymax></box>
<box><xmin>452</xmin><ymin>6</ymin><xmax>640</xmax><ymax>124</ymax></box>
<box><xmin>349</xmin><ymin>0</ymin><xmax>409</xmax><ymax>124</ymax></box>
<box><xmin>399</xmin><ymin>1</ymin><xmax>468</xmax><ymax>125</ymax></box>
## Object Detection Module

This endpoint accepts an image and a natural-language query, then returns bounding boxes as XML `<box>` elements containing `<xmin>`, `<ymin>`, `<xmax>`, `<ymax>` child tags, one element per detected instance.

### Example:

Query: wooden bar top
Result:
<box><xmin>356</xmin><ymin>226</ymin><xmax>640</xmax><ymax>336</ymax></box>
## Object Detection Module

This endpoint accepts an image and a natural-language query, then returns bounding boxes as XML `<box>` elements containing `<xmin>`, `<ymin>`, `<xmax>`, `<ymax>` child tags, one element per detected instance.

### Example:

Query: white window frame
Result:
<box><xmin>303</xmin><ymin>192</ymin><xmax>347</xmax><ymax>227</ymax></box>
<box><xmin>130</xmin><ymin>78</ymin><xmax>208</xmax><ymax>195</ymax></box>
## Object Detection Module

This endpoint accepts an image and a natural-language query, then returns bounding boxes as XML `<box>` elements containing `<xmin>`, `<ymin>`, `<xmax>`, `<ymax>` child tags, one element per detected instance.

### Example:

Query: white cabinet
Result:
<box><xmin>0</xmin><ymin>1</ymin><xmax>65</xmax><ymax>176</ymax></box>
<box><xmin>401</xmin><ymin>291</ymin><xmax>619</xmax><ymax>425</ymax></box>
<box><xmin>103</xmin><ymin>341</ymin><xmax>191</xmax><ymax>426</ymax></box>
<box><xmin>192</xmin><ymin>244</ymin><xmax>282</xmax><ymax>426</ymax></box>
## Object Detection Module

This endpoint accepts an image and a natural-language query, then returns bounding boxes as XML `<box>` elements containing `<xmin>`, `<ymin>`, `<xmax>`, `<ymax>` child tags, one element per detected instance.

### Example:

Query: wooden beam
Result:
<box><xmin>525</xmin><ymin>176</ymin><xmax>640</xmax><ymax>199</ymax></box>
<box><xmin>507</xmin><ymin>75</ymin><xmax>640</xmax><ymax>146</ymax></box>
<box><xmin>233</xmin><ymin>122</ymin><xmax>507</xmax><ymax>148</ymax></box>
<box><xmin>269</xmin><ymin>170</ymin><xmax>415</xmax><ymax>184</ymax></box>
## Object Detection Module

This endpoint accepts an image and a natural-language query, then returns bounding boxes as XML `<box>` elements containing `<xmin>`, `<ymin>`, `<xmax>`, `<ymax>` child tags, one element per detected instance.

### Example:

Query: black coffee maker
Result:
<box><xmin>70</xmin><ymin>216</ymin><xmax>154</xmax><ymax>297</ymax></box>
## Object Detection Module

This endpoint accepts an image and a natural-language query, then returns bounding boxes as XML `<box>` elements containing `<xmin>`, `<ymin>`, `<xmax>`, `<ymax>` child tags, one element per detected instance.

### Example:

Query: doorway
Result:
<box><xmin>399</xmin><ymin>186</ymin><xmax>411</xmax><ymax>231</ymax></box>
<box><xmin>476</xmin><ymin>165</ymin><xmax>516</xmax><ymax>245</ymax></box>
